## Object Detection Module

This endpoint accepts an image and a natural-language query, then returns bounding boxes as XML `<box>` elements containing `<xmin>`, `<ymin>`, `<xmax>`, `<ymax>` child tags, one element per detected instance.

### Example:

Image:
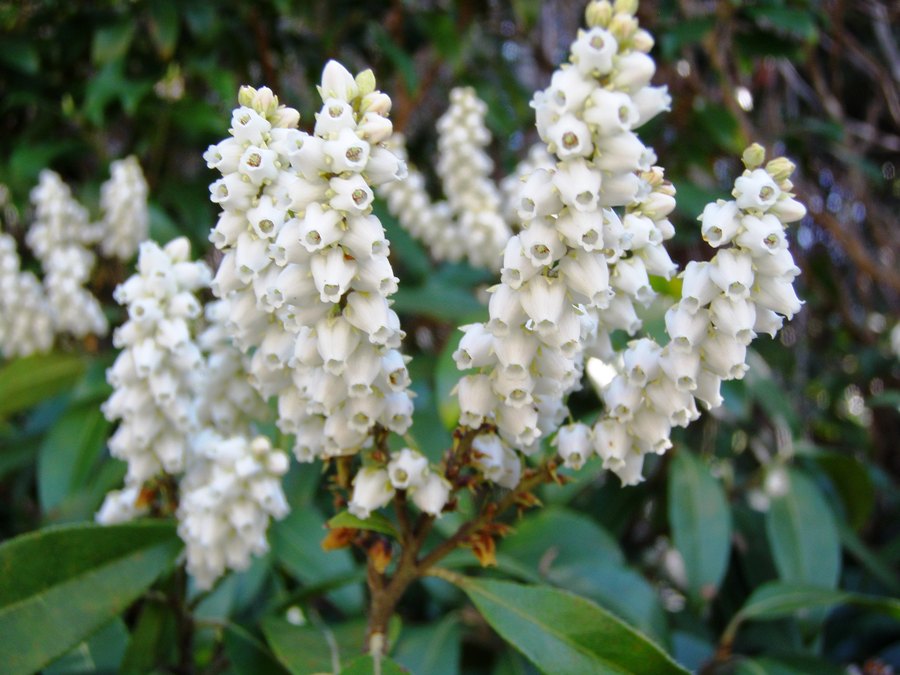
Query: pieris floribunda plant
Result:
<box><xmin>93</xmin><ymin>0</ymin><xmax>806</xmax><ymax>656</ymax></box>
<box><xmin>0</xmin><ymin>158</ymin><xmax>149</xmax><ymax>357</ymax></box>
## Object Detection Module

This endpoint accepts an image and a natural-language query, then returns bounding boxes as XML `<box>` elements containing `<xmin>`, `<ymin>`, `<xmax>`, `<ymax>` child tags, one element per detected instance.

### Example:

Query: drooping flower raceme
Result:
<box><xmin>28</xmin><ymin>170</ymin><xmax>108</xmax><ymax>338</ymax></box>
<box><xmin>380</xmin><ymin>87</ymin><xmax>510</xmax><ymax>269</ymax></box>
<box><xmin>585</xmin><ymin>145</ymin><xmax>805</xmax><ymax>485</ymax></box>
<box><xmin>205</xmin><ymin>66</ymin><xmax>418</xmax><ymax>464</ymax></box>
<box><xmin>454</xmin><ymin>0</ymin><xmax>672</xmax><ymax>479</ymax></box>
<box><xmin>0</xmin><ymin>230</ymin><xmax>54</xmax><ymax>358</ymax></box>
<box><xmin>99</xmin><ymin>156</ymin><xmax>150</xmax><ymax>261</ymax></box>
<box><xmin>100</xmin><ymin>238</ymin><xmax>210</xmax><ymax>492</ymax></box>
<box><xmin>99</xmin><ymin>247</ymin><xmax>290</xmax><ymax>588</ymax></box>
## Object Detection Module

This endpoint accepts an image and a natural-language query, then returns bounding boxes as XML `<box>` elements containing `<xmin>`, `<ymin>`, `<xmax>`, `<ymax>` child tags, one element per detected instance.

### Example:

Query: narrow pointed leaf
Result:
<box><xmin>668</xmin><ymin>452</ymin><xmax>732</xmax><ymax>601</ymax></box>
<box><xmin>0</xmin><ymin>353</ymin><xmax>86</xmax><ymax>418</ymax></box>
<box><xmin>0</xmin><ymin>521</ymin><xmax>182</xmax><ymax>675</ymax></box>
<box><xmin>765</xmin><ymin>469</ymin><xmax>841</xmax><ymax>588</ymax></box>
<box><xmin>451</xmin><ymin>577</ymin><xmax>689</xmax><ymax>675</ymax></box>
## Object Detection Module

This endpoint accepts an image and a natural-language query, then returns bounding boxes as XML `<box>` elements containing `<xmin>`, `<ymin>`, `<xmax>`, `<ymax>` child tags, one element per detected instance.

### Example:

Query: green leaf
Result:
<box><xmin>448</xmin><ymin>577</ymin><xmax>689</xmax><ymax>675</ymax></box>
<box><xmin>91</xmin><ymin>20</ymin><xmax>136</xmax><ymax>65</ymax></box>
<box><xmin>263</xmin><ymin>616</ymin><xmax>401</xmax><ymax>675</ymax></box>
<box><xmin>765</xmin><ymin>469</ymin><xmax>841</xmax><ymax>588</ymax></box>
<box><xmin>435</xmin><ymin>333</ymin><xmax>462</xmax><ymax>431</ymax></box>
<box><xmin>340</xmin><ymin>655</ymin><xmax>408</xmax><ymax>674</ymax></box>
<box><xmin>270</xmin><ymin>507</ymin><xmax>364</xmax><ymax>613</ymax></box>
<box><xmin>328</xmin><ymin>510</ymin><xmax>400</xmax><ymax>539</ymax></box>
<box><xmin>0</xmin><ymin>353</ymin><xmax>86</xmax><ymax>418</ymax></box>
<box><xmin>746</xmin><ymin>7</ymin><xmax>819</xmax><ymax>41</ymax></box>
<box><xmin>392</xmin><ymin>278</ymin><xmax>484</xmax><ymax>323</ymax></box>
<box><xmin>735</xmin><ymin>655</ymin><xmax>846</xmax><ymax>675</ymax></box>
<box><xmin>393</xmin><ymin>615</ymin><xmax>461</xmax><ymax>675</ymax></box>
<box><xmin>119</xmin><ymin>600</ymin><xmax>177</xmax><ymax>674</ymax></box>
<box><xmin>812</xmin><ymin>452</ymin><xmax>874</xmax><ymax>530</ymax></box>
<box><xmin>370</xmin><ymin>25</ymin><xmax>418</xmax><ymax>93</ymax></box>
<box><xmin>668</xmin><ymin>451</ymin><xmax>732</xmax><ymax>601</ymax></box>
<box><xmin>43</xmin><ymin>617</ymin><xmax>128</xmax><ymax>674</ymax></box>
<box><xmin>0</xmin><ymin>521</ymin><xmax>182</xmax><ymax>675</ymax></box>
<box><xmin>148</xmin><ymin>0</ymin><xmax>180</xmax><ymax>59</ymax></box>
<box><xmin>693</xmin><ymin>102</ymin><xmax>744</xmax><ymax>154</ymax></box>
<box><xmin>722</xmin><ymin>581</ymin><xmax>900</xmax><ymax>646</ymax></box>
<box><xmin>224</xmin><ymin>623</ymin><xmax>292</xmax><ymax>675</ymax></box>
<box><xmin>0</xmin><ymin>37</ymin><xmax>40</xmax><ymax>74</ymax></box>
<box><xmin>38</xmin><ymin>402</ymin><xmax>111</xmax><ymax>514</ymax></box>
<box><xmin>500</xmin><ymin>507</ymin><xmax>667</xmax><ymax>643</ymax></box>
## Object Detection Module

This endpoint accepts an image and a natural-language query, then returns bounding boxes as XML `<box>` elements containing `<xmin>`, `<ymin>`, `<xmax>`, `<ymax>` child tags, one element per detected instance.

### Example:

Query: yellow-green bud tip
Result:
<box><xmin>742</xmin><ymin>143</ymin><xmax>766</xmax><ymax>170</ymax></box>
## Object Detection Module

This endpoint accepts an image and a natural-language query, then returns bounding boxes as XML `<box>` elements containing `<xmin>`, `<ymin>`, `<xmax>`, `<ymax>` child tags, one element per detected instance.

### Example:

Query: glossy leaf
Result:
<box><xmin>0</xmin><ymin>521</ymin><xmax>181</xmax><ymax>675</ymax></box>
<box><xmin>393</xmin><ymin>614</ymin><xmax>461</xmax><ymax>675</ymax></box>
<box><xmin>450</xmin><ymin>577</ymin><xmax>689</xmax><ymax>675</ymax></box>
<box><xmin>500</xmin><ymin>506</ymin><xmax>667</xmax><ymax>642</ymax></box>
<box><xmin>224</xmin><ymin>623</ymin><xmax>291</xmax><ymax>675</ymax></box>
<box><xmin>723</xmin><ymin>581</ymin><xmax>900</xmax><ymax>647</ymax></box>
<box><xmin>668</xmin><ymin>451</ymin><xmax>732</xmax><ymax>601</ymax></box>
<box><xmin>38</xmin><ymin>402</ymin><xmax>111</xmax><ymax>514</ymax></box>
<box><xmin>43</xmin><ymin>618</ymin><xmax>128</xmax><ymax>674</ymax></box>
<box><xmin>263</xmin><ymin>616</ymin><xmax>401</xmax><ymax>675</ymax></box>
<box><xmin>0</xmin><ymin>353</ymin><xmax>86</xmax><ymax>418</ymax></box>
<box><xmin>271</xmin><ymin>506</ymin><xmax>364</xmax><ymax>613</ymax></box>
<box><xmin>765</xmin><ymin>469</ymin><xmax>841</xmax><ymax>588</ymax></box>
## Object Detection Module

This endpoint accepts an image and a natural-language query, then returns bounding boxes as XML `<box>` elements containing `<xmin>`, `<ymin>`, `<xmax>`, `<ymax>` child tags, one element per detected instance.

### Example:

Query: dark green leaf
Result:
<box><xmin>38</xmin><ymin>403</ymin><xmax>111</xmax><ymax>514</ymax></box>
<box><xmin>43</xmin><ymin>617</ymin><xmax>128</xmax><ymax>674</ymax></box>
<box><xmin>500</xmin><ymin>507</ymin><xmax>667</xmax><ymax>642</ymax></box>
<box><xmin>0</xmin><ymin>521</ymin><xmax>182</xmax><ymax>675</ymax></box>
<box><xmin>263</xmin><ymin>616</ymin><xmax>401</xmax><ymax>675</ymax></box>
<box><xmin>120</xmin><ymin>600</ymin><xmax>177</xmax><ymax>675</ymax></box>
<box><xmin>765</xmin><ymin>469</ymin><xmax>841</xmax><ymax>588</ymax></box>
<box><xmin>812</xmin><ymin>452</ymin><xmax>874</xmax><ymax>530</ymax></box>
<box><xmin>91</xmin><ymin>21</ymin><xmax>136</xmax><ymax>65</ymax></box>
<box><xmin>340</xmin><ymin>654</ymin><xmax>408</xmax><ymax>674</ymax></box>
<box><xmin>668</xmin><ymin>451</ymin><xmax>732</xmax><ymax>601</ymax></box>
<box><xmin>270</xmin><ymin>507</ymin><xmax>363</xmax><ymax>613</ymax></box>
<box><xmin>0</xmin><ymin>353</ymin><xmax>86</xmax><ymax>418</ymax></box>
<box><xmin>224</xmin><ymin>623</ymin><xmax>292</xmax><ymax>675</ymax></box>
<box><xmin>449</xmin><ymin>577</ymin><xmax>689</xmax><ymax>675</ymax></box>
<box><xmin>393</xmin><ymin>615</ymin><xmax>461</xmax><ymax>675</ymax></box>
<box><xmin>723</xmin><ymin>581</ymin><xmax>900</xmax><ymax>646</ymax></box>
<box><xmin>328</xmin><ymin>510</ymin><xmax>400</xmax><ymax>539</ymax></box>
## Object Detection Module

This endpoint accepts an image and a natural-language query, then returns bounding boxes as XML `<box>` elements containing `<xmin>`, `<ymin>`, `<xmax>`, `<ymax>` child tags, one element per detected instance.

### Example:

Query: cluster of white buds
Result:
<box><xmin>582</xmin><ymin>144</ymin><xmax>805</xmax><ymax>485</ymax></box>
<box><xmin>434</xmin><ymin>87</ymin><xmax>511</xmax><ymax>268</ymax></box>
<box><xmin>380</xmin><ymin>87</ymin><xmax>510</xmax><ymax>269</ymax></box>
<box><xmin>178</xmin><ymin>432</ymin><xmax>289</xmax><ymax>589</ymax></box>
<box><xmin>99</xmin><ymin>241</ymin><xmax>290</xmax><ymax>587</ymax></box>
<box><xmin>205</xmin><ymin>64</ymin><xmax>414</xmax><ymax>463</ymax></box>
<box><xmin>0</xmin><ymin>230</ymin><xmax>54</xmax><ymax>357</ymax></box>
<box><xmin>349</xmin><ymin>447</ymin><xmax>451</xmax><ymax>519</ymax></box>
<box><xmin>453</xmin><ymin>0</ymin><xmax>672</xmax><ymax>475</ymax></box>
<box><xmin>100</xmin><ymin>238</ymin><xmax>210</xmax><ymax>490</ymax></box>
<box><xmin>28</xmin><ymin>170</ymin><xmax>108</xmax><ymax>338</ymax></box>
<box><xmin>99</xmin><ymin>156</ymin><xmax>149</xmax><ymax>261</ymax></box>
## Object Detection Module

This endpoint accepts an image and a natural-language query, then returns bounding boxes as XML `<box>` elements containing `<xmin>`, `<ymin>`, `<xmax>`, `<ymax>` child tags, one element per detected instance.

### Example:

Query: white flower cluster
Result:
<box><xmin>380</xmin><ymin>87</ymin><xmax>510</xmax><ymax>269</ymax></box>
<box><xmin>99</xmin><ymin>156</ymin><xmax>150</xmax><ymax>261</ymax></box>
<box><xmin>579</xmin><ymin>146</ymin><xmax>806</xmax><ymax>485</ymax></box>
<box><xmin>0</xmin><ymin>230</ymin><xmax>54</xmax><ymax>357</ymax></box>
<box><xmin>100</xmin><ymin>238</ymin><xmax>210</xmax><ymax>487</ymax></box>
<box><xmin>179</xmin><ymin>432</ymin><xmax>289</xmax><ymax>589</ymax></box>
<box><xmin>349</xmin><ymin>447</ymin><xmax>451</xmax><ymax>519</ymax></box>
<box><xmin>453</xmin><ymin>0</ymin><xmax>673</xmax><ymax>478</ymax></box>
<box><xmin>205</xmin><ymin>63</ymin><xmax>415</xmax><ymax>463</ymax></box>
<box><xmin>28</xmin><ymin>170</ymin><xmax>108</xmax><ymax>338</ymax></box>
<box><xmin>98</xmin><ymin>243</ymin><xmax>290</xmax><ymax>588</ymax></box>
